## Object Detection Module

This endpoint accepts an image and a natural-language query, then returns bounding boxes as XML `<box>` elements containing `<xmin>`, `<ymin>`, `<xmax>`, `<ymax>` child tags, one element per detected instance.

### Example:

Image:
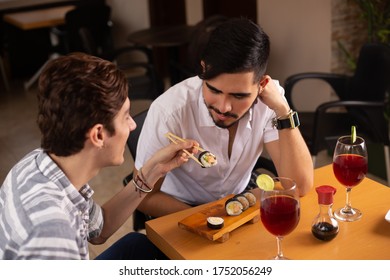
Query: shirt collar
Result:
<box><xmin>197</xmin><ymin>87</ymin><xmax>215</xmax><ymax>127</ymax></box>
<box><xmin>36</xmin><ymin>149</ymin><xmax>94</xmax><ymax>201</ymax></box>
<box><xmin>79</xmin><ymin>184</ymin><xmax>94</xmax><ymax>200</ymax></box>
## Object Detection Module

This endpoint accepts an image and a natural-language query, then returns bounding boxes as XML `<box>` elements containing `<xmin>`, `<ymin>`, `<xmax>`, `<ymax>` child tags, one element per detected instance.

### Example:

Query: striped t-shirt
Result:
<box><xmin>0</xmin><ymin>149</ymin><xmax>103</xmax><ymax>259</ymax></box>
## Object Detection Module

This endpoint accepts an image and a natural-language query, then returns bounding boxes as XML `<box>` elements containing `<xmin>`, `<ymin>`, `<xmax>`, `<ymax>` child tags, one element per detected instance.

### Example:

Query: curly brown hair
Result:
<box><xmin>37</xmin><ymin>52</ymin><xmax>128</xmax><ymax>156</ymax></box>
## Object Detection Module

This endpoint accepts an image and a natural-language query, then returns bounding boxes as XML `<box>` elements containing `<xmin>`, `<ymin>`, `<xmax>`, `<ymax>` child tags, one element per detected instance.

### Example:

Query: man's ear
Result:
<box><xmin>257</xmin><ymin>75</ymin><xmax>269</xmax><ymax>95</ymax></box>
<box><xmin>259</xmin><ymin>75</ymin><xmax>269</xmax><ymax>88</ymax></box>
<box><xmin>88</xmin><ymin>124</ymin><xmax>105</xmax><ymax>149</ymax></box>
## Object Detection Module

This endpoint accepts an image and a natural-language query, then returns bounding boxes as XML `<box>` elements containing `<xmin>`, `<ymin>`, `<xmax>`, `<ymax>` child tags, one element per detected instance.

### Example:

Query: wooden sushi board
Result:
<box><xmin>178</xmin><ymin>194</ymin><xmax>260</xmax><ymax>242</ymax></box>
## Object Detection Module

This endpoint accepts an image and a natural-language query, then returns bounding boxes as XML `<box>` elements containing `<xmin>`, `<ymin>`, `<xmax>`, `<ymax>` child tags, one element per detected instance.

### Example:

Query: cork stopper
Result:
<box><xmin>316</xmin><ymin>185</ymin><xmax>337</xmax><ymax>205</ymax></box>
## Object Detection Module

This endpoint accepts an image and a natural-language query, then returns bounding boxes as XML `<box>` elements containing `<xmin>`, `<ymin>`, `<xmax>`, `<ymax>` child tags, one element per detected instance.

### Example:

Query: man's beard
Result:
<box><xmin>205</xmin><ymin>104</ymin><xmax>239</xmax><ymax>128</ymax></box>
<box><xmin>205</xmin><ymin>99</ymin><xmax>257</xmax><ymax>129</ymax></box>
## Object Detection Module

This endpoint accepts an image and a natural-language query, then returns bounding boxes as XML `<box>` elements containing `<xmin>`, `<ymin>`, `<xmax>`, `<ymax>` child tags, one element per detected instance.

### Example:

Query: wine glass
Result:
<box><xmin>260</xmin><ymin>177</ymin><xmax>300</xmax><ymax>260</ymax></box>
<box><xmin>333</xmin><ymin>135</ymin><xmax>368</xmax><ymax>222</ymax></box>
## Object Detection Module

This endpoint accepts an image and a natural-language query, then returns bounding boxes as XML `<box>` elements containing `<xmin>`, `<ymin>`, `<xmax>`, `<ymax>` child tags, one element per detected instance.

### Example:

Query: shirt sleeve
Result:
<box><xmin>87</xmin><ymin>199</ymin><xmax>103</xmax><ymax>240</ymax></box>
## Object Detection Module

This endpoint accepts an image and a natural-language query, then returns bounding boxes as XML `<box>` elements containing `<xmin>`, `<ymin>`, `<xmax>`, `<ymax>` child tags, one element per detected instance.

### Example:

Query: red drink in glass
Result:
<box><xmin>332</xmin><ymin>135</ymin><xmax>367</xmax><ymax>222</ymax></box>
<box><xmin>333</xmin><ymin>154</ymin><xmax>368</xmax><ymax>187</ymax></box>
<box><xmin>260</xmin><ymin>195</ymin><xmax>300</xmax><ymax>236</ymax></box>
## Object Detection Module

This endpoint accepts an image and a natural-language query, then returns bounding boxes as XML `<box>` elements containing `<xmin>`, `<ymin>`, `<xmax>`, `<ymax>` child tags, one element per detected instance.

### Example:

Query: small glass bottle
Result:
<box><xmin>311</xmin><ymin>185</ymin><xmax>339</xmax><ymax>241</ymax></box>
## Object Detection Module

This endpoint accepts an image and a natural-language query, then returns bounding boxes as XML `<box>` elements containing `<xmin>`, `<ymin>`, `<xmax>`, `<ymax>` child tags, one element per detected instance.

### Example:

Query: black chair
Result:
<box><xmin>285</xmin><ymin>43</ymin><xmax>390</xmax><ymax>106</ymax></box>
<box><xmin>312</xmin><ymin>100</ymin><xmax>389</xmax><ymax>185</ymax></box>
<box><xmin>56</xmin><ymin>2</ymin><xmax>164</xmax><ymax>100</ymax></box>
<box><xmin>311</xmin><ymin>100</ymin><xmax>389</xmax><ymax>152</ymax></box>
<box><xmin>284</xmin><ymin>43</ymin><xmax>390</xmax><ymax>184</ymax></box>
<box><xmin>285</xmin><ymin>43</ymin><xmax>390</xmax><ymax>143</ymax></box>
<box><xmin>78</xmin><ymin>27</ymin><xmax>164</xmax><ymax>100</ymax></box>
<box><xmin>61</xmin><ymin>1</ymin><xmax>113</xmax><ymax>54</ymax></box>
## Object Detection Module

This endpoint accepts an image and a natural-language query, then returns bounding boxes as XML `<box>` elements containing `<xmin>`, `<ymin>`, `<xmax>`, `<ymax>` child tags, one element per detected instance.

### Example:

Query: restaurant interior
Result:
<box><xmin>0</xmin><ymin>0</ymin><xmax>389</xmax><ymax>259</ymax></box>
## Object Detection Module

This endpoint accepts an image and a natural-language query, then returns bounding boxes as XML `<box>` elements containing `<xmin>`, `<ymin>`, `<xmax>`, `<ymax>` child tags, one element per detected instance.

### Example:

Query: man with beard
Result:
<box><xmin>134</xmin><ymin>18</ymin><xmax>313</xmax><ymax>218</ymax></box>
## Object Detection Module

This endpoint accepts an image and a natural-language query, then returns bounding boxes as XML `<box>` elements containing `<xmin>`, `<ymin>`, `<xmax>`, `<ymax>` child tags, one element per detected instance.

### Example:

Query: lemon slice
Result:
<box><xmin>351</xmin><ymin>125</ymin><xmax>357</xmax><ymax>143</ymax></box>
<box><xmin>256</xmin><ymin>174</ymin><xmax>274</xmax><ymax>191</ymax></box>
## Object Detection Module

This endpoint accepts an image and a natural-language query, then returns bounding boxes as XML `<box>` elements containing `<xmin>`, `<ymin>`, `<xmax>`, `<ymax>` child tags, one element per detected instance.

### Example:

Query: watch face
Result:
<box><xmin>273</xmin><ymin>111</ymin><xmax>300</xmax><ymax>130</ymax></box>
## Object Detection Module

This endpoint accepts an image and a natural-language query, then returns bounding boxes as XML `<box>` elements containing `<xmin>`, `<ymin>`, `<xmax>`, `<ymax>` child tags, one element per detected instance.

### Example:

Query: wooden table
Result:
<box><xmin>0</xmin><ymin>1</ymin><xmax>77</xmax><ymax>12</ymax></box>
<box><xmin>146</xmin><ymin>164</ymin><xmax>390</xmax><ymax>259</ymax></box>
<box><xmin>3</xmin><ymin>5</ymin><xmax>75</xmax><ymax>30</ymax></box>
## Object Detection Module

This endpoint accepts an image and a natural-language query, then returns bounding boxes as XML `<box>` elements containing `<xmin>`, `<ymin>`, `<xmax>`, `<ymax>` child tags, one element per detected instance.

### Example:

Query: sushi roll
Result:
<box><xmin>198</xmin><ymin>151</ymin><xmax>217</xmax><ymax>168</ymax></box>
<box><xmin>234</xmin><ymin>194</ymin><xmax>250</xmax><ymax>211</ymax></box>
<box><xmin>225</xmin><ymin>197</ymin><xmax>243</xmax><ymax>216</ymax></box>
<box><xmin>207</xmin><ymin>217</ymin><xmax>224</xmax><ymax>229</ymax></box>
<box><xmin>241</xmin><ymin>191</ymin><xmax>257</xmax><ymax>207</ymax></box>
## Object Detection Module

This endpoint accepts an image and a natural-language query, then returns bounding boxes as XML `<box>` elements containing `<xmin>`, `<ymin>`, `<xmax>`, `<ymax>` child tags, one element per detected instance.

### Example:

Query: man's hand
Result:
<box><xmin>258</xmin><ymin>75</ymin><xmax>290</xmax><ymax>117</ymax></box>
<box><xmin>141</xmin><ymin>139</ymin><xmax>200</xmax><ymax>186</ymax></box>
<box><xmin>152</xmin><ymin>140</ymin><xmax>200</xmax><ymax>175</ymax></box>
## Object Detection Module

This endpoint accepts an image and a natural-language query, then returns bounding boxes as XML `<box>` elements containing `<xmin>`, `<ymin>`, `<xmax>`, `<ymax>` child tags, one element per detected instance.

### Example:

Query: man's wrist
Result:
<box><xmin>140</xmin><ymin>164</ymin><xmax>161</xmax><ymax>187</ymax></box>
<box><xmin>274</xmin><ymin>106</ymin><xmax>291</xmax><ymax>118</ymax></box>
<box><xmin>276</xmin><ymin>109</ymin><xmax>292</xmax><ymax>119</ymax></box>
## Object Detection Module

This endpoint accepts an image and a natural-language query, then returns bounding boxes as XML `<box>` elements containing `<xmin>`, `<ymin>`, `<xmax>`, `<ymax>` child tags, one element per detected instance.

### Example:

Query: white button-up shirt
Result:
<box><xmin>135</xmin><ymin>76</ymin><xmax>281</xmax><ymax>205</ymax></box>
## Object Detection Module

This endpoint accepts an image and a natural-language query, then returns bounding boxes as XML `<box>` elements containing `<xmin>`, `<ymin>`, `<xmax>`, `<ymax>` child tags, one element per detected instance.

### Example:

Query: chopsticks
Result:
<box><xmin>165</xmin><ymin>132</ymin><xmax>206</xmax><ymax>152</ymax></box>
<box><xmin>164</xmin><ymin>132</ymin><xmax>205</xmax><ymax>167</ymax></box>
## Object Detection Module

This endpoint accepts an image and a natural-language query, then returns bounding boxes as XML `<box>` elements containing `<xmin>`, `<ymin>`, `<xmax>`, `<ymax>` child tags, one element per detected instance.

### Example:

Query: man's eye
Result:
<box><xmin>210</xmin><ymin>88</ymin><xmax>221</xmax><ymax>94</ymax></box>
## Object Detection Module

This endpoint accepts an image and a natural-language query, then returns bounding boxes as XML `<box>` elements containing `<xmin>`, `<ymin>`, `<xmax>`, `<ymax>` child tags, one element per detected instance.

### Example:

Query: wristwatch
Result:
<box><xmin>272</xmin><ymin>110</ymin><xmax>300</xmax><ymax>130</ymax></box>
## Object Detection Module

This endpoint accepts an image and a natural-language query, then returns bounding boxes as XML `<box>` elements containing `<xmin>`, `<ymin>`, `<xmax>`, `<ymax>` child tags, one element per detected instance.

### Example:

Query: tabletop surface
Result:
<box><xmin>0</xmin><ymin>1</ymin><xmax>76</xmax><ymax>12</ymax></box>
<box><xmin>3</xmin><ymin>5</ymin><xmax>74</xmax><ymax>30</ymax></box>
<box><xmin>127</xmin><ymin>25</ymin><xmax>196</xmax><ymax>48</ymax></box>
<box><xmin>146</xmin><ymin>164</ymin><xmax>390</xmax><ymax>260</ymax></box>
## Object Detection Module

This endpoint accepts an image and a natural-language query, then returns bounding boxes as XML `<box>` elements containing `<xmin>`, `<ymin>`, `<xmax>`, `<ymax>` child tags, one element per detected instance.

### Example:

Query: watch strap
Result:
<box><xmin>273</xmin><ymin>110</ymin><xmax>300</xmax><ymax>130</ymax></box>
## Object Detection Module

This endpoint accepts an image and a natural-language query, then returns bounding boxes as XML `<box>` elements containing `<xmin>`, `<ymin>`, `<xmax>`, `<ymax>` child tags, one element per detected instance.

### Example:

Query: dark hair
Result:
<box><xmin>37</xmin><ymin>52</ymin><xmax>128</xmax><ymax>156</ymax></box>
<box><xmin>199</xmin><ymin>18</ymin><xmax>270</xmax><ymax>82</ymax></box>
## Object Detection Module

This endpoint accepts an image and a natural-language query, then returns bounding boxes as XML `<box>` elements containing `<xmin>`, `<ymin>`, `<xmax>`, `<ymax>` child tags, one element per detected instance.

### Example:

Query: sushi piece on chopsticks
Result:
<box><xmin>198</xmin><ymin>150</ymin><xmax>217</xmax><ymax>168</ymax></box>
<box><xmin>164</xmin><ymin>132</ymin><xmax>218</xmax><ymax>168</ymax></box>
